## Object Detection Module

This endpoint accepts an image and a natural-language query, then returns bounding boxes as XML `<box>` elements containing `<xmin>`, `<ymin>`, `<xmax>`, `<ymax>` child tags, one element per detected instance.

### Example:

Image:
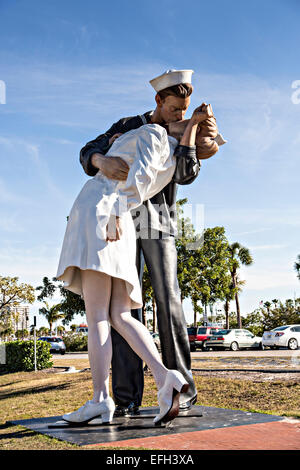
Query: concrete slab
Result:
<box><xmin>8</xmin><ymin>406</ymin><xmax>286</xmax><ymax>448</ymax></box>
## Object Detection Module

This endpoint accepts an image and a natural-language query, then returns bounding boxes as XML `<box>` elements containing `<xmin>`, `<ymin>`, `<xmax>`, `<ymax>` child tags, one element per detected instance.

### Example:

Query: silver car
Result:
<box><xmin>38</xmin><ymin>336</ymin><xmax>66</xmax><ymax>355</ymax></box>
<box><xmin>262</xmin><ymin>325</ymin><xmax>300</xmax><ymax>350</ymax></box>
<box><xmin>206</xmin><ymin>329</ymin><xmax>263</xmax><ymax>351</ymax></box>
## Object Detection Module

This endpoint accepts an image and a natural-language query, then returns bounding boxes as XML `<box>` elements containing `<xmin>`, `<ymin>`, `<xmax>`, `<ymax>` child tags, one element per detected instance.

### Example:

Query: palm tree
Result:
<box><xmin>39</xmin><ymin>301</ymin><xmax>64</xmax><ymax>335</ymax></box>
<box><xmin>264</xmin><ymin>301</ymin><xmax>272</xmax><ymax>313</ymax></box>
<box><xmin>294</xmin><ymin>255</ymin><xmax>300</xmax><ymax>281</ymax></box>
<box><xmin>224</xmin><ymin>281</ymin><xmax>237</xmax><ymax>329</ymax></box>
<box><xmin>224</xmin><ymin>276</ymin><xmax>245</xmax><ymax>328</ymax></box>
<box><xmin>37</xmin><ymin>326</ymin><xmax>50</xmax><ymax>336</ymax></box>
<box><xmin>57</xmin><ymin>325</ymin><xmax>65</xmax><ymax>336</ymax></box>
<box><xmin>224</xmin><ymin>298</ymin><xmax>230</xmax><ymax>329</ymax></box>
<box><xmin>228</xmin><ymin>242</ymin><xmax>253</xmax><ymax>328</ymax></box>
<box><xmin>191</xmin><ymin>295</ymin><xmax>203</xmax><ymax>327</ymax></box>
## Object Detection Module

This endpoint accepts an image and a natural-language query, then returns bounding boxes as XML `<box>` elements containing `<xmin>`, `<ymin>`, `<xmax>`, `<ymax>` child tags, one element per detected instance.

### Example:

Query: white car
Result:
<box><xmin>38</xmin><ymin>336</ymin><xmax>66</xmax><ymax>355</ymax></box>
<box><xmin>206</xmin><ymin>329</ymin><xmax>263</xmax><ymax>351</ymax></box>
<box><xmin>262</xmin><ymin>325</ymin><xmax>300</xmax><ymax>350</ymax></box>
<box><xmin>76</xmin><ymin>326</ymin><xmax>88</xmax><ymax>335</ymax></box>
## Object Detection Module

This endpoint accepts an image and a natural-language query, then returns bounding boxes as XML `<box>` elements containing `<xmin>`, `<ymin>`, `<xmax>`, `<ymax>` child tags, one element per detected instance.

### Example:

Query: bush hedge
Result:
<box><xmin>63</xmin><ymin>333</ymin><xmax>88</xmax><ymax>352</ymax></box>
<box><xmin>3</xmin><ymin>339</ymin><xmax>53</xmax><ymax>372</ymax></box>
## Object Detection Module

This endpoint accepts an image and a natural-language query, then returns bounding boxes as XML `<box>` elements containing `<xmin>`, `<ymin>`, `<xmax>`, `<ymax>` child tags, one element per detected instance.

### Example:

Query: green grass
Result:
<box><xmin>193</xmin><ymin>373</ymin><xmax>300</xmax><ymax>418</ymax></box>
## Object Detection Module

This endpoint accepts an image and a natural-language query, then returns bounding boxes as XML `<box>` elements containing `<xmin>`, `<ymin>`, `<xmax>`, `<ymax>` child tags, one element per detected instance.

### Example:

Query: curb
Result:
<box><xmin>192</xmin><ymin>368</ymin><xmax>300</xmax><ymax>373</ymax></box>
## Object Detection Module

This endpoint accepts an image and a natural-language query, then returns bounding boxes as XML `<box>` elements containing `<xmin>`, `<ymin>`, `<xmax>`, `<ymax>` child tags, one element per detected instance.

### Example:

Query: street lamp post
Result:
<box><xmin>33</xmin><ymin>316</ymin><xmax>37</xmax><ymax>372</ymax></box>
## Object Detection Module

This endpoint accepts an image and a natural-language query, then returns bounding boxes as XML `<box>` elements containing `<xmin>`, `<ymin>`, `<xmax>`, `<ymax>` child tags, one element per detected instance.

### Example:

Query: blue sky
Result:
<box><xmin>0</xmin><ymin>0</ymin><xmax>299</xmax><ymax>328</ymax></box>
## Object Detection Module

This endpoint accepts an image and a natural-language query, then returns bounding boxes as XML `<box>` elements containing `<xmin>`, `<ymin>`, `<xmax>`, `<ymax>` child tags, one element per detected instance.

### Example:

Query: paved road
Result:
<box><xmin>56</xmin><ymin>349</ymin><xmax>300</xmax><ymax>360</ymax></box>
<box><xmin>192</xmin><ymin>349</ymin><xmax>299</xmax><ymax>358</ymax></box>
<box><xmin>55</xmin><ymin>353</ymin><xmax>88</xmax><ymax>359</ymax></box>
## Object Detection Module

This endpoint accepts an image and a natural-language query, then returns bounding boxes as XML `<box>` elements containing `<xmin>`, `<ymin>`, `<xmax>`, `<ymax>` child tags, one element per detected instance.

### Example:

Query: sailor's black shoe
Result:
<box><xmin>127</xmin><ymin>402</ymin><xmax>140</xmax><ymax>415</ymax></box>
<box><xmin>113</xmin><ymin>402</ymin><xmax>140</xmax><ymax>417</ymax></box>
<box><xmin>113</xmin><ymin>405</ymin><xmax>129</xmax><ymax>417</ymax></box>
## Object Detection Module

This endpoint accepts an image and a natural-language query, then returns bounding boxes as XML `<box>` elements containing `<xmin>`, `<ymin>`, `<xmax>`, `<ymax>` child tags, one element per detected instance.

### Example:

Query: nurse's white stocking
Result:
<box><xmin>110</xmin><ymin>277</ymin><xmax>168</xmax><ymax>390</ymax></box>
<box><xmin>81</xmin><ymin>269</ymin><xmax>112</xmax><ymax>403</ymax></box>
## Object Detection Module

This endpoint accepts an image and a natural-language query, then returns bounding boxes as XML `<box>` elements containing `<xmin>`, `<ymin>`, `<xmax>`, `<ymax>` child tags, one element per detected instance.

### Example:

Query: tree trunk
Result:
<box><xmin>192</xmin><ymin>299</ymin><xmax>197</xmax><ymax>326</ymax></box>
<box><xmin>142</xmin><ymin>306</ymin><xmax>147</xmax><ymax>327</ymax></box>
<box><xmin>231</xmin><ymin>271</ymin><xmax>242</xmax><ymax>328</ymax></box>
<box><xmin>235</xmin><ymin>293</ymin><xmax>242</xmax><ymax>328</ymax></box>
<box><xmin>152</xmin><ymin>297</ymin><xmax>156</xmax><ymax>333</ymax></box>
<box><xmin>224</xmin><ymin>300</ymin><xmax>230</xmax><ymax>329</ymax></box>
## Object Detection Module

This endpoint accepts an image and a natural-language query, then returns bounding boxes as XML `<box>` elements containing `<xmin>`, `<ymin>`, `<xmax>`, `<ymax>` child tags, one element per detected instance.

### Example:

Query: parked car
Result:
<box><xmin>151</xmin><ymin>333</ymin><xmax>161</xmax><ymax>351</ymax></box>
<box><xmin>262</xmin><ymin>325</ymin><xmax>300</xmax><ymax>350</ymax></box>
<box><xmin>76</xmin><ymin>325</ymin><xmax>88</xmax><ymax>335</ymax></box>
<box><xmin>206</xmin><ymin>329</ymin><xmax>263</xmax><ymax>351</ymax></box>
<box><xmin>38</xmin><ymin>336</ymin><xmax>66</xmax><ymax>355</ymax></box>
<box><xmin>187</xmin><ymin>326</ymin><xmax>223</xmax><ymax>351</ymax></box>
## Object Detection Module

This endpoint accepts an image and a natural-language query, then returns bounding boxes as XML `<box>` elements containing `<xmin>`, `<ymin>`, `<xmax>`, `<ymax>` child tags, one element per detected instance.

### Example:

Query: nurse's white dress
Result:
<box><xmin>56</xmin><ymin>124</ymin><xmax>178</xmax><ymax>309</ymax></box>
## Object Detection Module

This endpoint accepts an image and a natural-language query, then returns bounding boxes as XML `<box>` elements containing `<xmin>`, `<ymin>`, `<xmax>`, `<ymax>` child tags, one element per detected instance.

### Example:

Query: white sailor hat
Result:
<box><xmin>149</xmin><ymin>69</ymin><xmax>194</xmax><ymax>92</ymax></box>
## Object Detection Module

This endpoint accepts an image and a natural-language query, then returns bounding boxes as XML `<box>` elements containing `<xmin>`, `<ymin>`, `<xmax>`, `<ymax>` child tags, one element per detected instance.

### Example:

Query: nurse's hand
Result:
<box><xmin>106</xmin><ymin>215</ymin><xmax>122</xmax><ymax>242</ymax></box>
<box><xmin>91</xmin><ymin>153</ymin><xmax>129</xmax><ymax>180</ymax></box>
<box><xmin>190</xmin><ymin>103</ymin><xmax>213</xmax><ymax>125</ymax></box>
<box><xmin>109</xmin><ymin>133</ymin><xmax>123</xmax><ymax>146</ymax></box>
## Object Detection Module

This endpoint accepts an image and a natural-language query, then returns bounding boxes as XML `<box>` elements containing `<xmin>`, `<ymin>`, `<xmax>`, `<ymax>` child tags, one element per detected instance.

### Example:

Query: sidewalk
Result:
<box><xmin>9</xmin><ymin>406</ymin><xmax>300</xmax><ymax>450</ymax></box>
<box><xmin>91</xmin><ymin>419</ymin><xmax>300</xmax><ymax>450</ymax></box>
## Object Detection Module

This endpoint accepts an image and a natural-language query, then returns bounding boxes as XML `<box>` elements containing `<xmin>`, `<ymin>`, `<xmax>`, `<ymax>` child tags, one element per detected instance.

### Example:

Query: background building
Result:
<box><xmin>9</xmin><ymin>305</ymin><xmax>30</xmax><ymax>332</ymax></box>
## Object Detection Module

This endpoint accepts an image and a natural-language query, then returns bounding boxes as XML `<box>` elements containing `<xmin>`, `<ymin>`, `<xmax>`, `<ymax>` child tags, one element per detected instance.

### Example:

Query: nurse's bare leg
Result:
<box><xmin>81</xmin><ymin>269</ymin><xmax>112</xmax><ymax>403</ymax></box>
<box><xmin>109</xmin><ymin>277</ymin><xmax>168</xmax><ymax>389</ymax></box>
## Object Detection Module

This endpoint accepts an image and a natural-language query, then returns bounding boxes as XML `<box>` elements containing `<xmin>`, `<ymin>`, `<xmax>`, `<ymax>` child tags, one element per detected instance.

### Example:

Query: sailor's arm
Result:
<box><xmin>172</xmin><ymin>105</ymin><xmax>211</xmax><ymax>185</ymax></box>
<box><xmin>79</xmin><ymin>119</ymin><xmax>129</xmax><ymax>180</ymax></box>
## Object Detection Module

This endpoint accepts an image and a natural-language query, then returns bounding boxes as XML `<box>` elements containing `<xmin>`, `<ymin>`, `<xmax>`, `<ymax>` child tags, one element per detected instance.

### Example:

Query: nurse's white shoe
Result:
<box><xmin>62</xmin><ymin>397</ymin><xmax>115</xmax><ymax>425</ymax></box>
<box><xmin>153</xmin><ymin>370</ymin><xmax>189</xmax><ymax>426</ymax></box>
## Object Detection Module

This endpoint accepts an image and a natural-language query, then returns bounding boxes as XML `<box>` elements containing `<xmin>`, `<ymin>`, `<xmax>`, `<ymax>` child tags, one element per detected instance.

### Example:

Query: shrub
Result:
<box><xmin>63</xmin><ymin>332</ymin><xmax>88</xmax><ymax>352</ymax></box>
<box><xmin>3</xmin><ymin>339</ymin><xmax>53</xmax><ymax>372</ymax></box>
<box><xmin>15</xmin><ymin>329</ymin><xmax>29</xmax><ymax>339</ymax></box>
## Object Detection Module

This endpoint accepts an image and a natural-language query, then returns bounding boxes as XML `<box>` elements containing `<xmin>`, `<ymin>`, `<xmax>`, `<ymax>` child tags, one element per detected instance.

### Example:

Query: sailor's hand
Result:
<box><xmin>106</xmin><ymin>215</ymin><xmax>122</xmax><ymax>242</ymax></box>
